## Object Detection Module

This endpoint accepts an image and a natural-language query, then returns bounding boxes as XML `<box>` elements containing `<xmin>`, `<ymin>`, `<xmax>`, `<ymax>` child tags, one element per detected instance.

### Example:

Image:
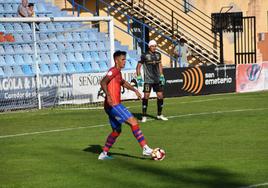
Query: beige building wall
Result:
<box><xmin>194</xmin><ymin>0</ymin><xmax>268</xmax><ymax>63</ymax></box>
<box><xmin>53</xmin><ymin>0</ymin><xmax>267</xmax><ymax>65</ymax></box>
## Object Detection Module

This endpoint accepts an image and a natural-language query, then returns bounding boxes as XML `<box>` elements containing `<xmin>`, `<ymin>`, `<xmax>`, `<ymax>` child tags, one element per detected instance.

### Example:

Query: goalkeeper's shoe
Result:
<box><xmin>142</xmin><ymin>146</ymin><xmax>153</xmax><ymax>156</ymax></box>
<box><xmin>98</xmin><ymin>152</ymin><xmax>113</xmax><ymax>160</ymax></box>
<box><xmin>141</xmin><ymin>116</ymin><xmax>147</xmax><ymax>123</ymax></box>
<box><xmin>157</xmin><ymin>115</ymin><xmax>168</xmax><ymax>121</ymax></box>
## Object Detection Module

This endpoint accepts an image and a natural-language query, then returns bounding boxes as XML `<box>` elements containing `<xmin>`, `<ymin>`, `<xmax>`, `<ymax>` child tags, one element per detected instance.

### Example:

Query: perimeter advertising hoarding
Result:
<box><xmin>0</xmin><ymin>74</ymin><xmax>71</xmax><ymax>110</ymax></box>
<box><xmin>236</xmin><ymin>63</ymin><xmax>268</xmax><ymax>92</ymax></box>
<box><xmin>163</xmin><ymin>65</ymin><xmax>236</xmax><ymax>97</ymax></box>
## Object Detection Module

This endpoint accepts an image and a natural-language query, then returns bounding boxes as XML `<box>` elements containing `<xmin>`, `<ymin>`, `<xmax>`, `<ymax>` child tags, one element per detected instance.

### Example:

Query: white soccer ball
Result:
<box><xmin>151</xmin><ymin>148</ymin><xmax>165</xmax><ymax>161</ymax></box>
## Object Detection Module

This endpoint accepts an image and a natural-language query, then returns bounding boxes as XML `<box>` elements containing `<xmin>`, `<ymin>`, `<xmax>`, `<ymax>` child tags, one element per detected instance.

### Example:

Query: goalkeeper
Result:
<box><xmin>136</xmin><ymin>40</ymin><xmax>168</xmax><ymax>123</ymax></box>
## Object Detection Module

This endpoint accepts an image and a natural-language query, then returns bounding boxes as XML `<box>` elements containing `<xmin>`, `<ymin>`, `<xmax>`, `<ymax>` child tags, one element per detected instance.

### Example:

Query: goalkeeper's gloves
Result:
<box><xmin>159</xmin><ymin>74</ymin><xmax>165</xmax><ymax>86</ymax></box>
<box><xmin>137</xmin><ymin>75</ymin><xmax>144</xmax><ymax>87</ymax></box>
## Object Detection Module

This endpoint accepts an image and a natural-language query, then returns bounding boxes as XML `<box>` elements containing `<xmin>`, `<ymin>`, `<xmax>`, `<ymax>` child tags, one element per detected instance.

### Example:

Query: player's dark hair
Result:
<box><xmin>113</xmin><ymin>50</ymin><xmax>126</xmax><ymax>60</ymax></box>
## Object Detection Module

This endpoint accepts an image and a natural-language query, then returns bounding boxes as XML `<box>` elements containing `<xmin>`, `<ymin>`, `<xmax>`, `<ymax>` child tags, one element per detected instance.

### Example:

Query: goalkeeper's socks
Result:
<box><xmin>142</xmin><ymin>99</ymin><xmax>148</xmax><ymax>116</ymax></box>
<box><xmin>131</xmin><ymin>124</ymin><xmax>146</xmax><ymax>147</ymax></box>
<box><xmin>103</xmin><ymin>131</ymin><xmax>120</xmax><ymax>152</ymax></box>
<box><xmin>157</xmin><ymin>98</ymin><xmax>163</xmax><ymax>116</ymax></box>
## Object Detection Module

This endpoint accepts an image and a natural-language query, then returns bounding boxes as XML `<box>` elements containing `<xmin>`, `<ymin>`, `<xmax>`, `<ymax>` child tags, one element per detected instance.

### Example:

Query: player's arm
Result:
<box><xmin>121</xmin><ymin>80</ymin><xmax>142</xmax><ymax>100</ymax></box>
<box><xmin>136</xmin><ymin>62</ymin><xmax>142</xmax><ymax>77</ymax></box>
<box><xmin>100</xmin><ymin>76</ymin><xmax>112</xmax><ymax>105</ymax></box>
<box><xmin>158</xmin><ymin>54</ymin><xmax>165</xmax><ymax>85</ymax></box>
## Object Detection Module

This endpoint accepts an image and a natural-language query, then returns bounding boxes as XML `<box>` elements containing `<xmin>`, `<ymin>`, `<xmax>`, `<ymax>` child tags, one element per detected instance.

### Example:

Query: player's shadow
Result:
<box><xmin>132</xmin><ymin>113</ymin><xmax>158</xmax><ymax>121</ymax></box>
<box><xmin>83</xmin><ymin>144</ymin><xmax>149</xmax><ymax>160</ymax></box>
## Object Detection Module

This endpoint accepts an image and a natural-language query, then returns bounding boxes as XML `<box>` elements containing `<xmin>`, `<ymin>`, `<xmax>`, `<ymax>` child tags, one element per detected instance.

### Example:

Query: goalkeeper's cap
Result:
<box><xmin>148</xmin><ymin>40</ymin><xmax>157</xmax><ymax>47</ymax></box>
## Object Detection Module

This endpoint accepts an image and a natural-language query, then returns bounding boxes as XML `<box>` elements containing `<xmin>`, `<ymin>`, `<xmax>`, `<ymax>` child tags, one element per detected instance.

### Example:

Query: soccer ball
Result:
<box><xmin>151</xmin><ymin>148</ymin><xmax>165</xmax><ymax>161</ymax></box>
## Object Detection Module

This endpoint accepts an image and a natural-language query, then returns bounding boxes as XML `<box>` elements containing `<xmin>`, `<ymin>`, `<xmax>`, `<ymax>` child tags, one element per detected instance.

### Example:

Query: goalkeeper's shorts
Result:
<box><xmin>143</xmin><ymin>83</ymin><xmax>163</xmax><ymax>93</ymax></box>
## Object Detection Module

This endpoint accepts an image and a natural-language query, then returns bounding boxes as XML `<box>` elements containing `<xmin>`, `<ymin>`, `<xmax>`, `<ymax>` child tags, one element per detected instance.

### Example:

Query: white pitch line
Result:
<box><xmin>1</xmin><ymin>107</ymin><xmax>268</xmax><ymax>139</ymax></box>
<box><xmin>239</xmin><ymin>182</ymin><xmax>268</xmax><ymax>188</ymax></box>
<box><xmin>0</xmin><ymin>124</ymin><xmax>108</xmax><ymax>139</ymax></box>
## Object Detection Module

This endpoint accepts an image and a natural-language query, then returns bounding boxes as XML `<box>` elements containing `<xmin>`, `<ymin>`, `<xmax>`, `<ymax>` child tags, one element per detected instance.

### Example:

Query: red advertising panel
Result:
<box><xmin>236</xmin><ymin>63</ymin><xmax>267</xmax><ymax>93</ymax></box>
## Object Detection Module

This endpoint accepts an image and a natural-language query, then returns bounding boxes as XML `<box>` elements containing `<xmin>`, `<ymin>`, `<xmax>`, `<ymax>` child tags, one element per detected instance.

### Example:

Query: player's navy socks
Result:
<box><xmin>142</xmin><ymin>99</ymin><xmax>148</xmax><ymax>116</ymax></box>
<box><xmin>131</xmin><ymin>125</ymin><xmax>146</xmax><ymax>147</ymax></box>
<box><xmin>103</xmin><ymin>131</ymin><xmax>120</xmax><ymax>152</ymax></box>
<box><xmin>157</xmin><ymin>98</ymin><xmax>163</xmax><ymax>116</ymax></box>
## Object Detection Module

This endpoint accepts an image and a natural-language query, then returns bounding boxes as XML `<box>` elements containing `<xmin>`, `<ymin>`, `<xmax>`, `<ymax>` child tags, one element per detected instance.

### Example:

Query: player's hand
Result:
<box><xmin>137</xmin><ymin>75</ymin><xmax>144</xmax><ymax>87</ymax></box>
<box><xmin>135</xmin><ymin>89</ymin><xmax>142</xmax><ymax>100</ymax></box>
<box><xmin>159</xmin><ymin>74</ymin><xmax>165</xmax><ymax>86</ymax></box>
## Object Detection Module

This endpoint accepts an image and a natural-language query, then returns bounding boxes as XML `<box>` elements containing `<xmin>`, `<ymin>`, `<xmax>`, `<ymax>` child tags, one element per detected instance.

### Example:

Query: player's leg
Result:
<box><xmin>154</xmin><ymin>85</ymin><xmax>168</xmax><ymax>121</ymax></box>
<box><xmin>125</xmin><ymin>116</ymin><xmax>152</xmax><ymax>156</ymax></box>
<box><xmin>142</xmin><ymin>83</ymin><xmax>151</xmax><ymax>122</ymax></box>
<box><xmin>111</xmin><ymin>104</ymin><xmax>153</xmax><ymax>156</ymax></box>
<box><xmin>98</xmin><ymin>108</ymin><xmax>122</xmax><ymax>160</ymax></box>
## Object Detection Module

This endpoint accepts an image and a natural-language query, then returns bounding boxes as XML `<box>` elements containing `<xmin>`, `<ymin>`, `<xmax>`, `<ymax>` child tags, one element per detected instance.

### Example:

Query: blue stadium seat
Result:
<box><xmin>0</xmin><ymin>4</ymin><xmax>4</xmax><ymax>12</ymax></box>
<box><xmin>72</xmin><ymin>33</ymin><xmax>81</xmax><ymax>41</ymax></box>
<box><xmin>99</xmin><ymin>61</ymin><xmax>108</xmax><ymax>71</ymax></box>
<box><xmin>89</xmin><ymin>42</ymin><xmax>97</xmax><ymax>51</ymax></box>
<box><xmin>4</xmin><ymin>45</ymin><xmax>14</xmax><ymax>54</ymax></box>
<box><xmin>54</xmin><ymin>23</ymin><xmax>64</xmax><ymax>31</ymax></box>
<box><xmin>74</xmin><ymin>52</ymin><xmax>84</xmax><ymax>62</ymax></box>
<box><xmin>74</xmin><ymin>63</ymin><xmax>85</xmax><ymax>73</ymax></box>
<box><xmin>40</xmin><ymin>64</ymin><xmax>50</xmax><ymax>75</ymax></box>
<box><xmin>0</xmin><ymin>46</ymin><xmax>4</xmax><ymax>54</ymax></box>
<box><xmin>58</xmin><ymin>63</ymin><xmax>68</xmax><ymax>73</ymax></box>
<box><xmin>59</xmin><ymin>53</ymin><xmax>67</xmax><ymax>63</ymax></box>
<box><xmin>91</xmin><ymin>52</ymin><xmax>100</xmax><ymax>61</ymax></box>
<box><xmin>82</xmin><ymin>62</ymin><xmax>92</xmax><ymax>72</ymax></box>
<box><xmin>47</xmin><ymin>33</ymin><xmax>57</xmax><ymax>42</ymax></box>
<box><xmin>65</xmin><ymin>33</ymin><xmax>73</xmax><ymax>42</ymax></box>
<box><xmin>0</xmin><ymin>67</ymin><xmax>4</xmax><ymax>77</ymax></box>
<box><xmin>39</xmin><ymin>23</ymin><xmax>47</xmax><ymax>31</ymax></box>
<box><xmin>14</xmin><ymin>45</ymin><xmax>24</xmax><ymax>54</ymax></box>
<box><xmin>0</xmin><ymin>24</ymin><xmax>5</xmax><ymax>32</ymax></box>
<box><xmin>22</xmin><ymin>33</ymin><xmax>32</xmax><ymax>42</ymax></box>
<box><xmin>88</xmin><ymin>32</ymin><xmax>97</xmax><ymax>41</ymax></box>
<box><xmin>13</xmin><ymin>34</ymin><xmax>23</xmax><ymax>43</ymax></box>
<box><xmin>82</xmin><ymin>52</ymin><xmax>92</xmax><ymax>62</ymax></box>
<box><xmin>56</xmin><ymin>33</ymin><xmax>65</xmax><ymax>42</ymax></box>
<box><xmin>23</xmin><ymin>54</ymin><xmax>34</xmax><ymax>64</ymax></box>
<box><xmin>13</xmin><ymin>23</ymin><xmax>23</xmax><ymax>32</ymax></box>
<box><xmin>49</xmin><ymin>63</ymin><xmax>59</xmax><ymax>74</ymax></box>
<box><xmin>4</xmin><ymin>4</ymin><xmax>12</xmax><ymax>12</ymax></box>
<box><xmin>3</xmin><ymin>66</ymin><xmax>13</xmax><ymax>77</ymax></box>
<box><xmin>56</xmin><ymin>43</ymin><xmax>65</xmax><ymax>51</ymax></box>
<box><xmin>80</xmin><ymin>32</ymin><xmax>89</xmax><ymax>41</ymax></box>
<box><xmin>40</xmin><ymin>54</ymin><xmax>50</xmax><ymax>64</ymax></box>
<box><xmin>73</xmin><ymin>43</ymin><xmax>81</xmax><ymax>51</ymax></box>
<box><xmin>124</xmin><ymin>60</ymin><xmax>132</xmax><ymax>69</ymax></box>
<box><xmin>36</xmin><ymin>3</ymin><xmax>46</xmax><ymax>12</ymax></box>
<box><xmin>14</xmin><ymin>54</ymin><xmax>25</xmax><ymax>65</ymax></box>
<box><xmin>21</xmin><ymin>23</ymin><xmax>31</xmax><ymax>32</ymax></box>
<box><xmin>80</xmin><ymin>42</ymin><xmax>90</xmax><ymax>51</ymax></box>
<box><xmin>91</xmin><ymin>62</ymin><xmax>100</xmax><ymax>71</ymax></box>
<box><xmin>47</xmin><ymin>22</ymin><xmax>56</xmax><ymax>31</ymax></box>
<box><xmin>97</xmin><ymin>41</ymin><xmax>106</xmax><ymax>51</ymax></box>
<box><xmin>13</xmin><ymin>65</ymin><xmax>24</xmax><ymax>76</ymax></box>
<box><xmin>99</xmin><ymin>51</ymin><xmax>108</xmax><ymax>61</ymax></box>
<box><xmin>39</xmin><ymin>33</ymin><xmax>48</xmax><ymax>41</ymax></box>
<box><xmin>32</xmin><ymin>65</ymin><xmax>41</xmax><ymax>75</ymax></box>
<box><xmin>66</xmin><ymin>52</ymin><xmax>76</xmax><ymax>62</ymax></box>
<box><xmin>49</xmin><ymin>53</ymin><xmax>60</xmax><ymax>63</ymax></box>
<box><xmin>65</xmin><ymin>62</ymin><xmax>76</xmax><ymax>73</ymax></box>
<box><xmin>64</xmin><ymin>42</ymin><xmax>74</xmax><ymax>51</ymax></box>
<box><xmin>22</xmin><ymin>65</ymin><xmax>34</xmax><ymax>76</ymax></box>
<box><xmin>40</xmin><ymin>44</ymin><xmax>49</xmax><ymax>53</ymax></box>
<box><xmin>47</xmin><ymin>43</ymin><xmax>57</xmax><ymax>51</ymax></box>
<box><xmin>0</xmin><ymin>56</ymin><xmax>5</xmax><ymax>65</ymax></box>
<box><xmin>22</xmin><ymin>44</ymin><xmax>32</xmax><ymax>53</ymax></box>
<box><xmin>5</xmin><ymin>55</ymin><xmax>15</xmax><ymax>65</ymax></box>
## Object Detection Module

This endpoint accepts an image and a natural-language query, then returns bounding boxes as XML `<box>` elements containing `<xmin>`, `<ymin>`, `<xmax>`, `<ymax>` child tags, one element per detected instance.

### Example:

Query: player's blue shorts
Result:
<box><xmin>105</xmin><ymin>103</ymin><xmax>133</xmax><ymax>130</ymax></box>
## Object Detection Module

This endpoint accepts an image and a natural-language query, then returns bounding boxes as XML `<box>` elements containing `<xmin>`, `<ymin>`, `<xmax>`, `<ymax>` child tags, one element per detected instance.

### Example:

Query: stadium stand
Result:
<box><xmin>0</xmin><ymin>0</ymin><xmax>138</xmax><ymax>77</ymax></box>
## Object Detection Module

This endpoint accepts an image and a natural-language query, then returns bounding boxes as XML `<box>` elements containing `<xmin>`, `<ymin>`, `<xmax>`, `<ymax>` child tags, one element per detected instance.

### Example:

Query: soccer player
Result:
<box><xmin>136</xmin><ymin>40</ymin><xmax>168</xmax><ymax>123</ymax></box>
<box><xmin>98</xmin><ymin>50</ymin><xmax>153</xmax><ymax>160</ymax></box>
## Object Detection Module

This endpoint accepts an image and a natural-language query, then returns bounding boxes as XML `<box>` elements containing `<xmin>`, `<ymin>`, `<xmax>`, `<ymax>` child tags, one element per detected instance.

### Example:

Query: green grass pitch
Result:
<box><xmin>0</xmin><ymin>91</ymin><xmax>268</xmax><ymax>188</ymax></box>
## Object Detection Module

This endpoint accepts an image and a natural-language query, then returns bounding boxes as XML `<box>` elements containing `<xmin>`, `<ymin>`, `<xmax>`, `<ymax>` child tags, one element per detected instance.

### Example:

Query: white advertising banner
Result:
<box><xmin>72</xmin><ymin>70</ymin><xmax>157</xmax><ymax>103</ymax></box>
